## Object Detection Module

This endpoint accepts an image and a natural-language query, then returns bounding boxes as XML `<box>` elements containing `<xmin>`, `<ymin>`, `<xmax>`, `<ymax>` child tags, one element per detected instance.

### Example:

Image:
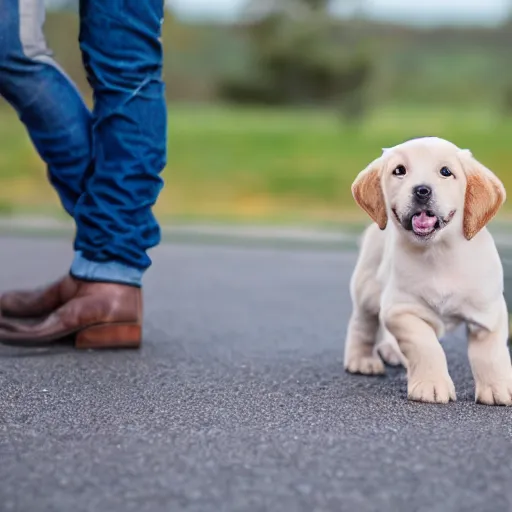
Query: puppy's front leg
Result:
<box><xmin>385</xmin><ymin>311</ymin><xmax>456</xmax><ymax>403</ymax></box>
<box><xmin>344</xmin><ymin>310</ymin><xmax>385</xmax><ymax>375</ymax></box>
<box><xmin>468</xmin><ymin>300</ymin><xmax>512</xmax><ymax>406</ymax></box>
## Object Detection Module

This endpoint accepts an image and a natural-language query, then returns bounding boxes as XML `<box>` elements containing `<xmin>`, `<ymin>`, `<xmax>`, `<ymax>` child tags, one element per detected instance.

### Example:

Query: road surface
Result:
<box><xmin>0</xmin><ymin>236</ymin><xmax>511</xmax><ymax>512</ymax></box>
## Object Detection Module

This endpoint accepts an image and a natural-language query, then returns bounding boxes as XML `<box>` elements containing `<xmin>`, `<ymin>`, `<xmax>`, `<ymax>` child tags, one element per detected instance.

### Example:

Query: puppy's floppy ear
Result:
<box><xmin>458</xmin><ymin>149</ymin><xmax>506</xmax><ymax>240</ymax></box>
<box><xmin>351</xmin><ymin>156</ymin><xmax>387</xmax><ymax>230</ymax></box>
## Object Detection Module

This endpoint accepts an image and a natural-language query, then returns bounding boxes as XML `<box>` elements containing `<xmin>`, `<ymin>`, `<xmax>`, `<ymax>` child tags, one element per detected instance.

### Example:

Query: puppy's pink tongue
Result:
<box><xmin>412</xmin><ymin>211</ymin><xmax>437</xmax><ymax>234</ymax></box>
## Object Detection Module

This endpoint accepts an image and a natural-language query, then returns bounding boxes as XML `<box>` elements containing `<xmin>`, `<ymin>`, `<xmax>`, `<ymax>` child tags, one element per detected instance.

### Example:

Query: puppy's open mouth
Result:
<box><xmin>393</xmin><ymin>209</ymin><xmax>455</xmax><ymax>238</ymax></box>
<box><xmin>411</xmin><ymin>210</ymin><xmax>439</xmax><ymax>236</ymax></box>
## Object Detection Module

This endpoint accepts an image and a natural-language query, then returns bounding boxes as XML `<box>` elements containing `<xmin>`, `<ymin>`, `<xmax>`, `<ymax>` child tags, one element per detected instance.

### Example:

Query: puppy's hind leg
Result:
<box><xmin>375</xmin><ymin>325</ymin><xmax>407</xmax><ymax>368</ymax></box>
<box><xmin>344</xmin><ymin>309</ymin><xmax>385</xmax><ymax>375</ymax></box>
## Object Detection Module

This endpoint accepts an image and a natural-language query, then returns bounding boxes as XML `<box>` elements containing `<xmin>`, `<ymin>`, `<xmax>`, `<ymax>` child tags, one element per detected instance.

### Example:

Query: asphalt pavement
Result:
<box><xmin>1</xmin><ymin>235</ymin><xmax>512</xmax><ymax>512</ymax></box>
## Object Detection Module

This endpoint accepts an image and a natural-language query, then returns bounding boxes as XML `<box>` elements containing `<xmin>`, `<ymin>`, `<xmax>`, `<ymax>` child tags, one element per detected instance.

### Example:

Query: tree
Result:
<box><xmin>243</xmin><ymin>0</ymin><xmax>330</xmax><ymax>21</ymax></box>
<box><xmin>219</xmin><ymin>3</ymin><xmax>373</xmax><ymax>121</ymax></box>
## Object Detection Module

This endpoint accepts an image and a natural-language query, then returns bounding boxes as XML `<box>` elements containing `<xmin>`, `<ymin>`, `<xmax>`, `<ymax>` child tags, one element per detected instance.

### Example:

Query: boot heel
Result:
<box><xmin>75</xmin><ymin>323</ymin><xmax>141</xmax><ymax>350</ymax></box>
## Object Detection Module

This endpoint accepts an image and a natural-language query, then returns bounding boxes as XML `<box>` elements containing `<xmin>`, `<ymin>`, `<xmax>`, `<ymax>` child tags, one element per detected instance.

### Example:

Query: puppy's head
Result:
<box><xmin>352</xmin><ymin>137</ymin><xmax>506</xmax><ymax>243</ymax></box>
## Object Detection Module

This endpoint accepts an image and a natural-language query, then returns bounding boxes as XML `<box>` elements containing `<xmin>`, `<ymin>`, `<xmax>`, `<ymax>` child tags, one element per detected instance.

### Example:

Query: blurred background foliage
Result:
<box><xmin>2</xmin><ymin>0</ymin><xmax>512</xmax><ymax>226</ymax></box>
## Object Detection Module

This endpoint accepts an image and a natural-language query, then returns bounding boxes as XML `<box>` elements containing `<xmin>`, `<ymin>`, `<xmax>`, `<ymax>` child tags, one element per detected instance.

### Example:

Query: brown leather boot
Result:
<box><xmin>0</xmin><ymin>277</ymin><xmax>142</xmax><ymax>349</ymax></box>
<box><xmin>1</xmin><ymin>275</ymin><xmax>80</xmax><ymax>318</ymax></box>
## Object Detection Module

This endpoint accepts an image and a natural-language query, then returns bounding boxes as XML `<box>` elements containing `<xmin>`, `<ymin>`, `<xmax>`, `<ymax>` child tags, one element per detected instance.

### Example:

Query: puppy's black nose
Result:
<box><xmin>413</xmin><ymin>185</ymin><xmax>432</xmax><ymax>202</ymax></box>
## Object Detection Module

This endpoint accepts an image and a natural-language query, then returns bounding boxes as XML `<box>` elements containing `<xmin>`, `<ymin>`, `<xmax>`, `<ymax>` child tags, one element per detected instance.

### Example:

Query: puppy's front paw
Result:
<box><xmin>345</xmin><ymin>355</ymin><xmax>385</xmax><ymax>375</ymax></box>
<box><xmin>408</xmin><ymin>377</ymin><xmax>456</xmax><ymax>404</ymax></box>
<box><xmin>475</xmin><ymin>380</ymin><xmax>512</xmax><ymax>406</ymax></box>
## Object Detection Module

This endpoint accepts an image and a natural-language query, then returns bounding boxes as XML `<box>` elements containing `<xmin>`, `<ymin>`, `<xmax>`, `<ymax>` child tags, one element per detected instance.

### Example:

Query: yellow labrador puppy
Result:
<box><xmin>344</xmin><ymin>136</ymin><xmax>512</xmax><ymax>405</ymax></box>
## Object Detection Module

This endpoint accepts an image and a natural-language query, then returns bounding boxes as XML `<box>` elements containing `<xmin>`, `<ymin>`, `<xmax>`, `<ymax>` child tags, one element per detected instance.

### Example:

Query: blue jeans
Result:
<box><xmin>0</xmin><ymin>0</ymin><xmax>167</xmax><ymax>287</ymax></box>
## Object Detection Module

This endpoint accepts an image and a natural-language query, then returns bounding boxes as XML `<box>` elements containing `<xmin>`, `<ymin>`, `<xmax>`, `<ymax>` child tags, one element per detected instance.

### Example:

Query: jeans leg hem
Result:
<box><xmin>70</xmin><ymin>251</ymin><xmax>143</xmax><ymax>287</ymax></box>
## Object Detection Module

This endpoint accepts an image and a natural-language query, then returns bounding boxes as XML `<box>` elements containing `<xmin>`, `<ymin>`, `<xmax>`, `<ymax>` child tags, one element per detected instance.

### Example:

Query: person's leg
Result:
<box><xmin>0</xmin><ymin>0</ymin><xmax>93</xmax><ymax>216</ymax></box>
<box><xmin>0</xmin><ymin>0</ymin><xmax>166</xmax><ymax>348</ymax></box>
<box><xmin>70</xmin><ymin>0</ymin><xmax>167</xmax><ymax>287</ymax></box>
<box><xmin>0</xmin><ymin>0</ymin><xmax>94</xmax><ymax>319</ymax></box>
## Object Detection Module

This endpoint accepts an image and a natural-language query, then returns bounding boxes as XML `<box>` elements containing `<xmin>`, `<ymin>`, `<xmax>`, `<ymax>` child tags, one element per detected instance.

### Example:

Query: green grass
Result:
<box><xmin>2</xmin><ymin>102</ymin><xmax>512</xmax><ymax>226</ymax></box>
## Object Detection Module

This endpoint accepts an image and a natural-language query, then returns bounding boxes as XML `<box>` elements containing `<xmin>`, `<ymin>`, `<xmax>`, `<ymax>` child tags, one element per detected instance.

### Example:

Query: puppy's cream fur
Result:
<box><xmin>345</xmin><ymin>136</ymin><xmax>512</xmax><ymax>405</ymax></box>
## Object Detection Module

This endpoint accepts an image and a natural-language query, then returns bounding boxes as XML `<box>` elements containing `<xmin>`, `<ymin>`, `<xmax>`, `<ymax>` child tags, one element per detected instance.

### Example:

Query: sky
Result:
<box><xmin>167</xmin><ymin>0</ymin><xmax>511</xmax><ymax>26</ymax></box>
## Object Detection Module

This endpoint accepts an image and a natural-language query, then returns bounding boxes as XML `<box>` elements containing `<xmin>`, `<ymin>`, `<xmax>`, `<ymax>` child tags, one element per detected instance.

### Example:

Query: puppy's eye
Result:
<box><xmin>440</xmin><ymin>167</ymin><xmax>453</xmax><ymax>177</ymax></box>
<box><xmin>392</xmin><ymin>165</ymin><xmax>407</xmax><ymax>177</ymax></box>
